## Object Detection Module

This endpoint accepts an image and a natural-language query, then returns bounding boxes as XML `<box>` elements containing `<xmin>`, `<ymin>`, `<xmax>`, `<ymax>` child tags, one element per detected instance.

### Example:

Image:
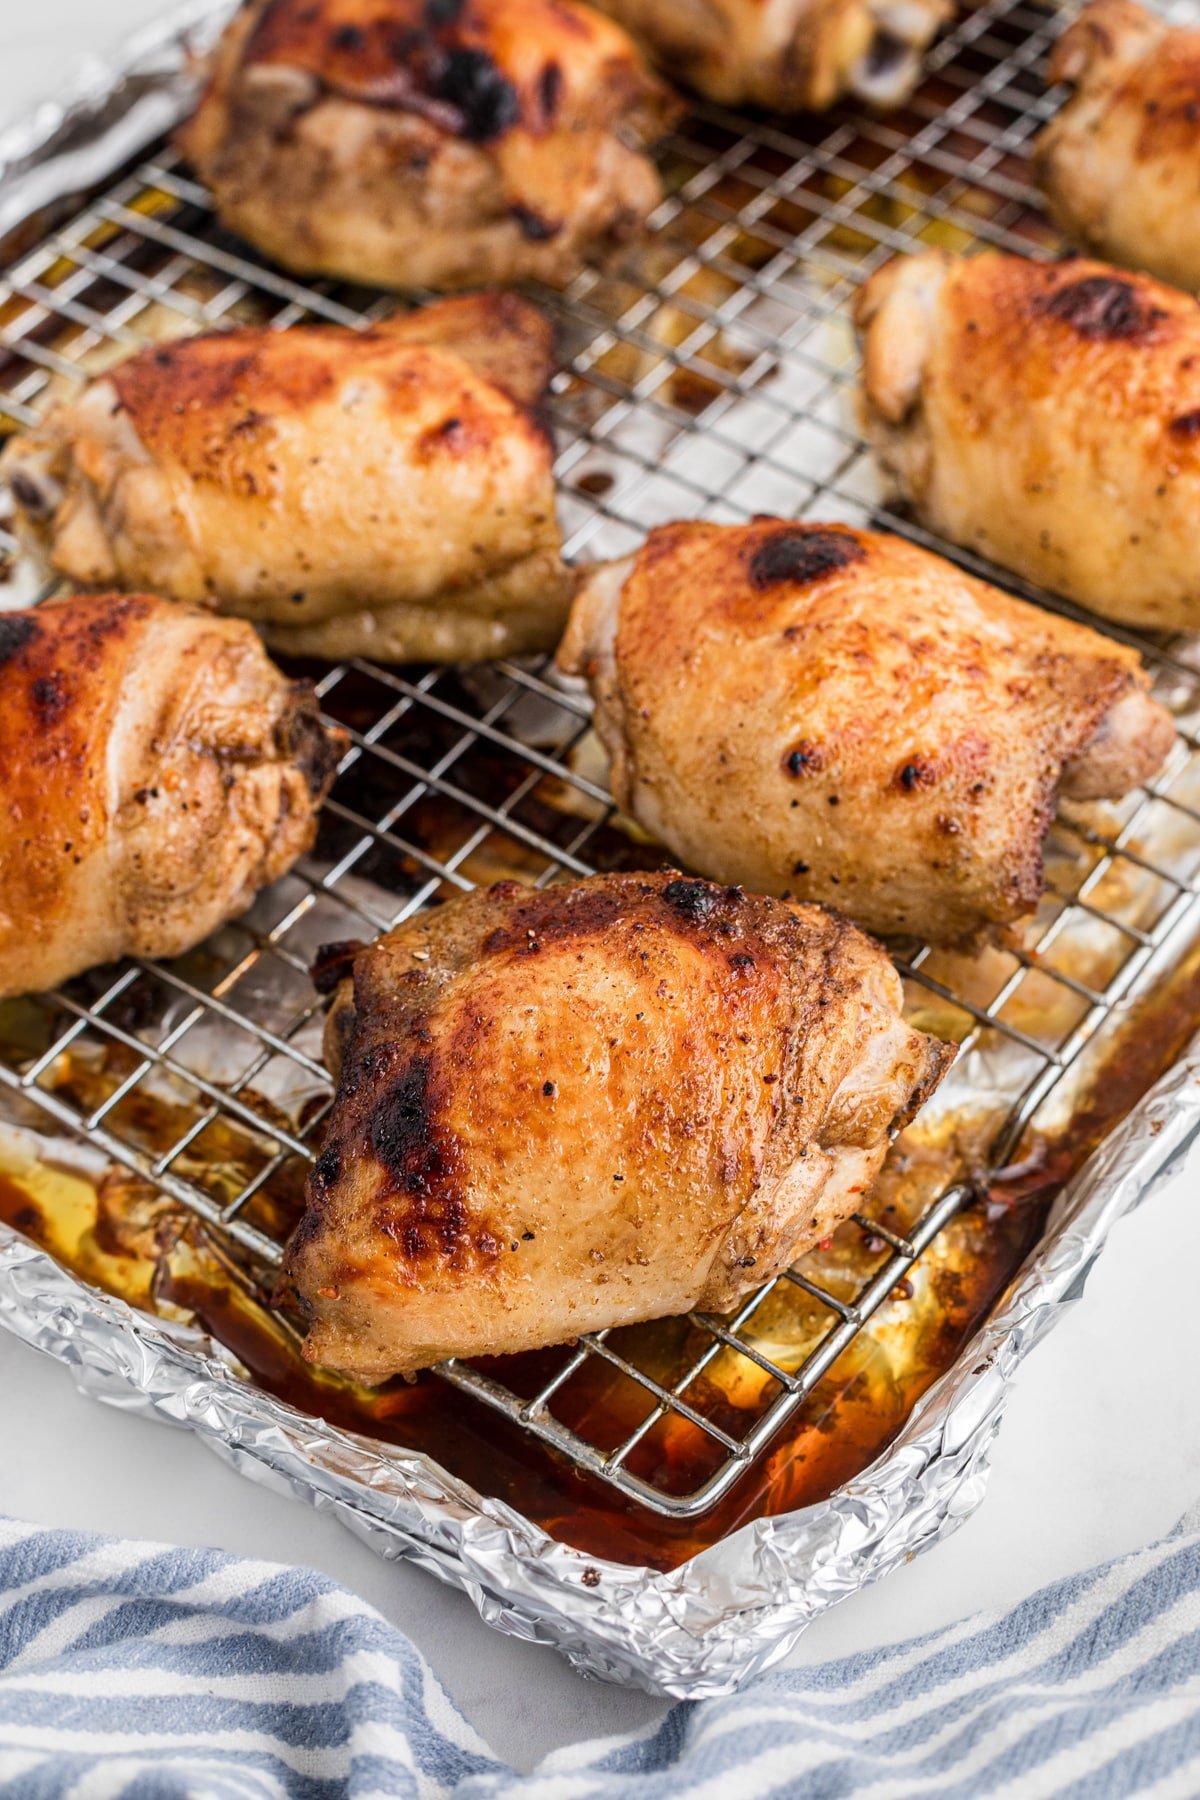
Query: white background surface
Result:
<box><xmin>2</xmin><ymin>2</ymin><xmax>1200</xmax><ymax>1772</ymax></box>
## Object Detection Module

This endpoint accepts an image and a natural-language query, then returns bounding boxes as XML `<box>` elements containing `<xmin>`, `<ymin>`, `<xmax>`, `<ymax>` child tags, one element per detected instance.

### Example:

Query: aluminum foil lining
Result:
<box><xmin>0</xmin><ymin>1</ymin><xmax>233</xmax><ymax>247</ymax></box>
<box><xmin>1</xmin><ymin>0</ymin><xmax>1199</xmax><ymax>1698</ymax></box>
<box><xmin>2</xmin><ymin>1038</ymin><xmax>1196</xmax><ymax>1697</ymax></box>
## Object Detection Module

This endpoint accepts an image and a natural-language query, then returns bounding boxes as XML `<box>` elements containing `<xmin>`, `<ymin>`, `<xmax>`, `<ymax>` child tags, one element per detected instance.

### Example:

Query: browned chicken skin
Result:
<box><xmin>177</xmin><ymin>0</ymin><xmax>679</xmax><ymax>291</ymax></box>
<box><xmin>285</xmin><ymin>872</ymin><xmax>953</xmax><ymax>1379</ymax></box>
<box><xmin>0</xmin><ymin>594</ymin><xmax>344</xmax><ymax>1000</ymax></box>
<box><xmin>590</xmin><ymin>0</ymin><xmax>951</xmax><ymax>110</ymax></box>
<box><xmin>1</xmin><ymin>294</ymin><xmax>570</xmax><ymax>663</ymax></box>
<box><xmin>1035</xmin><ymin>0</ymin><xmax>1200</xmax><ymax>293</ymax></box>
<box><xmin>557</xmin><ymin>520</ymin><xmax>1175</xmax><ymax>943</ymax></box>
<box><xmin>855</xmin><ymin>250</ymin><xmax>1200</xmax><ymax>630</ymax></box>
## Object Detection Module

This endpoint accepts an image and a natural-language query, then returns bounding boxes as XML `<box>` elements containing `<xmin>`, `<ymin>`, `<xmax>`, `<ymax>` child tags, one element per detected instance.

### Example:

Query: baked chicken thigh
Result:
<box><xmin>177</xmin><ymin>0</ymin><xmax>678</xmax><ymax>291</ymax></box>
<box><xmin>1035</xmin><ymin>0</ymin><xmax>1200</xmax><ymax>293</ymax></box>
<box><xmin>855</xmin><ymin>250</ymin><xmax>1200</xmax><ymax>629</ymax></box>
<box><xmin>1</xmin><ymin>293</ymin><xmax>569</xmax><ymax>663</ymax></box>
<box><xmin>285</xmin><ymin>872</ymin><xmax>953</xmax><ymax>1378</ymax></box>
<box><xmin>590</xmin><ymin>0</ymin><xmax>951</xmax><ymax>110</ymax></box>
<box><xmin>557</xmin><ymin>520</ymin><xmax>1174</xmax><ymax>943</ymax></box>
<box><xmin>0</xmin><ymin>593</ymin><xmax>343</xmax><ymax>1000</ymax></box>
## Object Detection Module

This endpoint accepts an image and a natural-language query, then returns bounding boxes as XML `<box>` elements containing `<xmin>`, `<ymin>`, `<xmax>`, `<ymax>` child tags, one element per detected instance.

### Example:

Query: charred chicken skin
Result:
<box><xmin>855</xmin><ymin>250</ymin><xmax>1200</xmax><ymax>630</ymax></box>
<box><xmin>0</xmin><ymin>593</ymin><xmax>343</xmax><ymax>1000</ymax></box>
<box><xmin>590</xmin><ymin>0</ymin><xmax>951</xmax><ymax>111</ymax></box>
<box><xmin>1</xmin><ymin>293</ymin><xmax>570</xmax><ymax>664</ymax></box>
<box><xmin>177</xmin><ymin>0</ymin><xmax>678</xmax><ymax>291</ymax></box>
<box><xmin>1035</xmin><ymin>0</ymin><xmax>1200</xmax><ymax>293</ymax></box>
<box><xmin>557</xmin><ymin>520</ymin><xmax>1175</xmax><ymax>943</ymax></box>
<box><xmin>285</xmin><ymin>872</ymin><xmax>953</xmax><ymax>1379</ymax></box>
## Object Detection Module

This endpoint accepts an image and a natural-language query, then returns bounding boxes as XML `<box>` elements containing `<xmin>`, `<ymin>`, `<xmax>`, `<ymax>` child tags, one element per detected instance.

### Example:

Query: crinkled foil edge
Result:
<box><xmin>3</xmin><ymin>1038</ymin><xmax>1197</xmax><ymax>1697</ymax></box>
<box><xmin>0</xmin><ymin>0</ymin><xmax>234</xmax><ymax>247</ymax></box>
<box><xmin>2</xmin><ymin>0</ymin><xmax>1200</xmax><ymax>1698</ymax></box>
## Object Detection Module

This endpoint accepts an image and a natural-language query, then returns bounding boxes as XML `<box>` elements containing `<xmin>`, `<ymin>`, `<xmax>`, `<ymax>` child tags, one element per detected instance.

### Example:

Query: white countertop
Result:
<box><xmin>3</xmin><ymin>3</ymin><xmax>1200</xmax><ymax>1772</ymax></box>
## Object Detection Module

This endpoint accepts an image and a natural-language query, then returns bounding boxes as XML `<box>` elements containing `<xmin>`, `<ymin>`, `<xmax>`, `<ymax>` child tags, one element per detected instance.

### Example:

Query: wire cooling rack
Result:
<box><xmin>3</xmin><ymin>0</ymin><xmax>1200</xmax><ymax>1520</ymax></box>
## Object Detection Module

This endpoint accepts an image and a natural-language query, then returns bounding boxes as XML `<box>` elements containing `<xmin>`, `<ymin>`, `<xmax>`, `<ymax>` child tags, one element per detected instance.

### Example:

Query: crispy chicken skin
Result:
<box><xmin>285</xmin><ymin>872</ymin><xmax>953</xmax><ymax>1378</ymax></box>
<box><xmin>0</xmin><ymin>594</ymin><xmax>343</xmax><ymax>1000</ymax></box>
<box><xmin>557</xmin><ymin>520</ymin><xmax>1174</xmax><ymax>943</ymax></box>
<box><xmin>176</xmin><ymin>0</ymin><xmax>678</xmax><ymax>291</ymax></box>
<box><xmin>590</xmin><ymin>0</ymin><xmax>951</xmax><ymax>111</ymax></box>
<box><xmin>0</xmin><ymin>294</ymin><xmax>570</xmax><ymax>664</ymax></box>
<box><xmin>855</xmin><ymin>250</ymin><xmax>1200</xmax><ymax>630</ymax></box>
<box><xmin>1035</xmin><ymin>1</ymin><xmax>1200</xmax><ymax>293</ymax></box>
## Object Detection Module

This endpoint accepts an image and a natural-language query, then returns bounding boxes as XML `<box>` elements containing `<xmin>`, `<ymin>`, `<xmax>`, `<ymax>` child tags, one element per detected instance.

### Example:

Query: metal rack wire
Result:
<box><xmin>3</xmin><ymin>0</ymin><xmax>1200</xmax><ymax>1519</ymax></box>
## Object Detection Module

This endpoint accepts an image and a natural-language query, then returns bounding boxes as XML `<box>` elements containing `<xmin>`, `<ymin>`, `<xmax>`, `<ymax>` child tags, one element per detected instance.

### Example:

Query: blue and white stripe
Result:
<box><xmin>1</xmin><ymin>1508</ymin><xmax>1198</xmax><ymax>1797</ymax></box>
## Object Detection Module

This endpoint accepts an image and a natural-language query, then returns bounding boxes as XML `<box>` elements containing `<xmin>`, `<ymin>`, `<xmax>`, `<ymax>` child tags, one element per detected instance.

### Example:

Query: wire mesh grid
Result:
<box><xmin>3</xmin><ymin>0</ymin><xmax>1200</xmax><ymax>1519</ymax></box>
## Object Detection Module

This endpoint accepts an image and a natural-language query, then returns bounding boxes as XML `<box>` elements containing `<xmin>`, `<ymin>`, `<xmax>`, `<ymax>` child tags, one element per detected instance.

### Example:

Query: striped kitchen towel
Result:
<box><xmin>0</xmin><ymin>1507</ymin><xmax>1198</xmax><ymax>1798</ymax></box>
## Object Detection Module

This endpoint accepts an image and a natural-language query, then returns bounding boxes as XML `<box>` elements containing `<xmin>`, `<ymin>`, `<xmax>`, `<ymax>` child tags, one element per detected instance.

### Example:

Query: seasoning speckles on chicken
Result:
<box><xmin>590</xmin><ymin>0</ymin><xmax>951</xmax><ymax>111</ymax></box>
<box><xmin>1035</xmin><ymin>0</ymin><xmax>1200</xmax><ymax>294</ymax></box>
<box><xmin>1</xmin><ymin>293</ymin><xmax>570</xmax><ymax>664</ymax></box>
<box><xmin>285</xmin><ymin>872</ymin><xmax>953</xmax><ymax>1379</ymax></box>
<box><xmin>855</xmin><ymin>249</ymin><xmax>1200</xmax><ymax>630</ymax></box>
<box><xmin>176</xmin><ymin>0</ymin><xmax>679</xmax><ymax>291</ymax></box>
<box><xmin>0</xmin><ymin>593</ymin><xmax>344</xmax><ymax>1000</ymax></box>
<box><xmin>557</xmin><ymin>519</ymin><xmax>1174</xmax><ymax>944</ymax></box>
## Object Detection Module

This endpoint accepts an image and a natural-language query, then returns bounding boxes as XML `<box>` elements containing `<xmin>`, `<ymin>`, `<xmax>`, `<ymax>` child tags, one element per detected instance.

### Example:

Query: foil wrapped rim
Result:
<box><xmin>3</xmin><ymin>1036</ymin><xmax>1197</xmax><ymax>1696</ymax></box>
<box><xmin>0</xmin><ymin>0</ymin><xmax>234</xmax><ymax>248</ymax></box>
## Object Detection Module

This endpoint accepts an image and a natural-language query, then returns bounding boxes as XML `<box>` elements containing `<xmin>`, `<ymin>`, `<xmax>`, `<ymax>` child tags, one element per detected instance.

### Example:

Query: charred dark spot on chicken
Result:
<box><xmin>0</xmin><ymin>614</ymin><xmax>39</xmax><ymax>664</ymax></box>
<box><xmin>749</xmin><ymin>527</ymin><xmax>865</xmax><ymax>590</ymax></box>
<box><xmin>1038</xmin><ymin>274</ymin><xmax>1167</xmax><ymax>341</ymax></box>
<box><xmin>6</xmin><ymin>468</ymin><xmax>59</xmax><ymax>520</ymax></box>
<box><xmin>310</xmin><ymin>1142</ymin><xmax>342</xmax><ymax>1196</ymax></box>
<box><xmin>370</xmin><ymin>1051</ymin><xmax>448</xmax><ymax>1199</ymax></box>
<box><xmin>310</xmin><ymin>938</ymin><xmax>365</xmax><ymax>996</ymax></box>
<box><xmin>331</xmin><ymin>21</ymin><xmax>367</xmax><ymax>51</ymax></box>
<box><xmin>482</xmin><ymin>884</ymin><xmax>623</xmax><ymax>958</ymax></box>
<box><xmin>538</xmin><ymin>59</ymin><xmax>563</xmax><ymax>121</ymax></box>
<box><xmin>510</xmin><ymin>204</ymin><xmax>562</xmax><ymax>241</ymax></box>
<box><xmin>435</xmin><ymin>46</ymin><xmax>521</xmax><ymax>139</ymax></box>
<box><xmin>784</xmin><ymin>742</ymin><xmax>828</xmax><ymax>777</ymax></box>
<box><xmin>661</xmin><ymin>877</ymin><xmax>717</xmax><ymax>921</ymax></box>
<box><xmin>111</xmin><ymin>333</ymin><xmax>335</xmax><ymax>422</ymax></box>
<box><xmin>412</xmin><ymin>413</ymin><xmax>475</xmax><ymax>461</ymax></box>
<box><xmin>896</xmin><ymin>756</ymin><xmax>938</xmax><ymax>792</ymax></box>
<box><xmin>30</xmin><ymin>673</ymin><xmax>68</xmax><ymax>726</ymax></box>
<box><xmin>1169</xmin><ymin>408</ymin><xmax>1200</xmax><ymax>439</ymax></box>
<box><xmin>362</xmin><ymin>1043</ymin><xmax>490</xmax><ymax>1270</ymax></box>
